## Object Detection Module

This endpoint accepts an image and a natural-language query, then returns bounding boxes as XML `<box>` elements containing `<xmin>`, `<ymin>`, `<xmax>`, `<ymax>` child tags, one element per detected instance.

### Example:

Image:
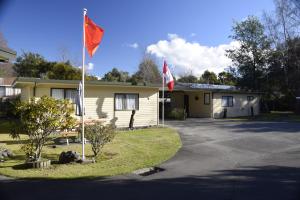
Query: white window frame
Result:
<box><xmin>114</xmin><ymin>93</ymin><xmax>139</xmax><ymax>111</ymax></box>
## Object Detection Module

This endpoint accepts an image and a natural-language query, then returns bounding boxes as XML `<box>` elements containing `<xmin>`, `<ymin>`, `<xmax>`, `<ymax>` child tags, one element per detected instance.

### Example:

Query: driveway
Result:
<box><xmin>1</xmin><ymin>119</ymin><xmax>300</xmax><ymax>200</ymax></box>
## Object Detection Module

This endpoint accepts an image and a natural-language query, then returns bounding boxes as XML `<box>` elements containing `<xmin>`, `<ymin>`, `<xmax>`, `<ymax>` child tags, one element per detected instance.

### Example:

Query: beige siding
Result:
<box><xmin>20</xmin><ymin>86</ymin><xmax>33</xmax><ymax>101</ymax></box>
<box><xmin>212</xmin><ymin>93</ymin><xmax>260</xmax><ymax>118</ymax></box>
<box><xmin>188</xmin><ymin>91</ymin><xmax>212</xmax><ymax>118</ymax></box>
<box><xmin>21</xmin><ymin>84</ymin><xmax>158</xmax><ymax>128</ymax></box>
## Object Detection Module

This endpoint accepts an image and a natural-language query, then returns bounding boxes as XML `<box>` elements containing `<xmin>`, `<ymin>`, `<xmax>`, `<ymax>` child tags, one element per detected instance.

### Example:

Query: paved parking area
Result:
<box><xmin>1</xmin><ymin>118</ymin><xmax>300</xmax><ymax>200</ymax></box>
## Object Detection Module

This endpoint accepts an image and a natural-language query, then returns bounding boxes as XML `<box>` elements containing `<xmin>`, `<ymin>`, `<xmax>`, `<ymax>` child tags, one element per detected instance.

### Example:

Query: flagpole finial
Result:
<box><xmin>83</xmin><ymin>8</ymin><xmax>87</xmax><ymax>15</ymax></box>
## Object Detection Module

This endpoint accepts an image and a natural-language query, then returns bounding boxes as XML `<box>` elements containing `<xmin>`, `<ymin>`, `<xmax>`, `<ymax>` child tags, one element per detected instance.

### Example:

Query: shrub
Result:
<box><xmin>84</xmin><ymin>122</ymin><xmax>116</xmax><ymax>158</ymax></box>
<box><xmin>167</xmin><ymin>108</ymin><xmax>186</xmax><ymax>120</ymax></box>
<box><xmin>10</xmin><ymin>96</ymin><xmax>76</xmax><ymax>161</ymax></box>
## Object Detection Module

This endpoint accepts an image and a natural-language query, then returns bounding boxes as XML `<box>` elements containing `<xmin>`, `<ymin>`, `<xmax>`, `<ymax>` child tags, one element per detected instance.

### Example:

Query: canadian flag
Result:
<box><xmin>163</xmin><ymin>61</ymin><xmax>174</xmax><ymax>91</ymax></box>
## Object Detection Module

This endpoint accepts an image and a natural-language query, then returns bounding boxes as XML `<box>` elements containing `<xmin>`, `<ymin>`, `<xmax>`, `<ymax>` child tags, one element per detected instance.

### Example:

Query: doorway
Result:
<box><xmin>184</xmin><ymin>95</ymin><xmax>190</xmax><ymax>117</ymax></box>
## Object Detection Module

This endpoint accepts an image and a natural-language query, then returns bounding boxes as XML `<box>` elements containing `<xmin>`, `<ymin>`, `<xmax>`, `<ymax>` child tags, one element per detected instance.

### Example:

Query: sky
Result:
<box><xmin>0</xmin><ymin>0</ymin><xmax>275</xmax><ymax>77</ymax></box>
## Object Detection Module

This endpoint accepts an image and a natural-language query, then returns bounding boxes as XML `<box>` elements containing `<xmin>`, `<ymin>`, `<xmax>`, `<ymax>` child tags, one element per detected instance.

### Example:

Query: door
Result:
<box><xmin>184</xmin><ymin>95</ymin><xmax>190</xmax><ymax>117</ymax></box>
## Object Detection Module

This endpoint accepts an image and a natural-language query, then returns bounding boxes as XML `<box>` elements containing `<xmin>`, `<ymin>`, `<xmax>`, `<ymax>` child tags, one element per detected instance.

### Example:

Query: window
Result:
<box><xmin>247</xmin><ymin>96</ymin><xmax>254</xmax><ymax>101</ymax></box>
<box><xmin>51</xmin><ymin>88</ymin><xmax>77</xmax><ymax>103</ymax></box>
<box><xmin>204</xmin><ymin>93</ymin><xmax>210</xmax><ymax>105</ymax></box>
<box><xmin>222</xmin><ymin>96</ymin><xmax>233</xmax><ymax>107</ymax></box>
<box><xmin>115</xmin><ymin>93</ymin><xmax>139</xmax><ymax>111</ymax></box>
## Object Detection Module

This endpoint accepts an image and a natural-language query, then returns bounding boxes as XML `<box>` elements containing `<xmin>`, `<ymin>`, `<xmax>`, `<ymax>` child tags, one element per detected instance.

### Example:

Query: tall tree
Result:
<box><xmin>218</xmin><ymin>71</ymin><xmax>237</xmax><ymax>85</ymax></box>
<box><xmin>47</xmin><ymin>62</ymin><xmax>97</xmax><ymax>81</ymax></box>
<box><xmin>264</xmin><ymin>0</ymin><xmax>300</xmax><ymax>89</ymax></box>
<box><xmin>102</xmin><ymin>68</ymin><xmax>130</xmax><ymax>82</ymax></box>
<box><xmin>227</xmin><ymin>16</ymin><xmax>271</xmax><ymax>91</ymax></box>
<box><xmin>133</xmin><ymin>57</ymin><xmax>162</xmax><ymax>84</ymax></box>
<box><xmin>13</xmin><ymin>52</ymin><xmax>53</xmax><ymax>78</ymax></box>
<box><xmin>199</xmin><ymin>70</ymin><xmax>219</xmax><ymax>84</ymax></box>
<box><xmin>177</xmin><ymin>74</ymin><xmax>198</xmax><ymax>83</ymax></box>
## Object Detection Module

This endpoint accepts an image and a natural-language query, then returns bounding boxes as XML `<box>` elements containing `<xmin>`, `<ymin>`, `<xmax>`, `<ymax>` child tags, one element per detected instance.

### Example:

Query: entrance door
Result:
<box><xmin>184</xmin><ymin>95</ymin><xmax>189</xmax><ymax>117</ymax></box>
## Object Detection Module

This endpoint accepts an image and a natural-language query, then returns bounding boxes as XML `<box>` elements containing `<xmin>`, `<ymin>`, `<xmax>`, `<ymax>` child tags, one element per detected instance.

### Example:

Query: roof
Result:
<box><xmin>13</xmin><ymin>77</ymin><xmax>160</xmax><ymax>89</ymax></box>
<box><xmin>0</xmin><ymin>46</ymin><xmax>17</xmax><ymax>63</ymax></box>
<box><xmin>0</xmin><ymin>77</ymin><xmax>16</xmax><ymax>86</ymax></box>
<box><xmin>162</xmin><ymin>82</ymin><xmax>262</xmax><ymax>94</ymax></box>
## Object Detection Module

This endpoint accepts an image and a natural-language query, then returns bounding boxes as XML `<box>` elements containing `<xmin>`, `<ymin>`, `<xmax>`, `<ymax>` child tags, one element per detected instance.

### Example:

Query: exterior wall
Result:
<box><xmin>169</xmin><ymin>91</ymin><xmax>212</xmax><ymax>118</ymax></box>
<box><xmin>21</xmin><ymin>84</ymin><xmax>158</xmax><ymax>128</ymax></box>
<box><xmin>188</xmin><ymin>91</ymin><xmax>212</xmax><ymax>118</ymax></box>
<box><xmin>212</xmin><ymin>93</ymin><xmax>260</xmax><ymax>118</ymax></box>
<box><xmin>20</xmin><ymin>86</ymin><xmax>33</xmax><ymax>101</ymax></box>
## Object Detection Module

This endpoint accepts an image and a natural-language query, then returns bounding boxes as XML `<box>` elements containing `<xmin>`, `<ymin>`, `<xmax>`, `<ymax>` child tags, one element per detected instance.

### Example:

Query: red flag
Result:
<box><xmin>85</xmin><ymin>15</ymin><xmax>104</xmax><ymax>57</ymax></box>
<box><xmin>163</xmin><ymin>61</ymin><xmax>174</xmax><ymax>91</ymax></box>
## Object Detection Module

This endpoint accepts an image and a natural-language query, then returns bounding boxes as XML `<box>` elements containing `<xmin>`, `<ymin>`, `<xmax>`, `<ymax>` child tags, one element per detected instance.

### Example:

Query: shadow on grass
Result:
<box><xmin>0</xmin><ymin>165</ymin><xmax>300</xmax><ymax>200</ymax></box>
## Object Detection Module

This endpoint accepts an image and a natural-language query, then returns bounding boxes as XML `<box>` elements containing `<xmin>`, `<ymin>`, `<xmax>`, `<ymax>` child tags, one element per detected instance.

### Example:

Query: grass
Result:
<box><xmin>0</xmin><ymin>126</ymin><xmax>181</xmax><ymax>179</ymax></box>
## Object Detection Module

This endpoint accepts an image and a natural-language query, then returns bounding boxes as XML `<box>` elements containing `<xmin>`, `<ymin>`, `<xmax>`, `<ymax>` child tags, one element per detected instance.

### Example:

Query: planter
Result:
<box><xmin>28</xmin><ymin>160</ymin><xmax>51</xmax><ymax>168</ymax></box>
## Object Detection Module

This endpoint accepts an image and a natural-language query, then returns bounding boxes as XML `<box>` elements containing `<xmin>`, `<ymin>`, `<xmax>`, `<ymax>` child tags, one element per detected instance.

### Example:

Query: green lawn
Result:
<box><xmin>0</xmin><ymin>127</ymin><xmax>181</xmax><ymax>179</ymax></box>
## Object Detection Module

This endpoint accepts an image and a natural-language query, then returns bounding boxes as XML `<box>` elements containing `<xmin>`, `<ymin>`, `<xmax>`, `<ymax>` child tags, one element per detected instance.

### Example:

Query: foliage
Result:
<box><xmin>13</xmin><ymin>52</ymin><xmax>98</xmax><ymax>80</ymax></box>
<box><xmin>227</xmin><ymin>16</ymin><xmax>271</xmax><ymax>91</ymax></box>
<box><xmin>102</xmin><ymin>68</ymin><xmax>130</xmax><ymax>82</ymax></box>
<box><xmin>132</xmin><ymin>57</ymin><xmax>162</xmax><ymax>84</ymax></box>
<box><xmin>167</xmin><ymin>108</ymin><xmax>186</xmax><ymax>120</ymax></box>
<box><xmin>10</xmin><ymin>96</ymin><xmax>76</xmax><ymax>161</ymax></box>
<box><xmin>218</xmin><ymin>71</ymin><xmax>237</xmax><ymax>85</ymax></box>
<box><xmin>13</xmin><ymin>52</ymin><xmax>54</xmax><ymax>78</ymax></box>
<box><xmin>84</xmin><ymin>122</ymin><xmax>116</xmax><ymax>158</ymax></box>
<box><xmin>0</xmin><ymin>96</ymin><xmax>21</xmax><ymax>119</ymax></box>
<box><xmin>199</xmin><ymin>70</ymin><xmax>219</xmax><ymax>84</ymax></box>
<box><xmin>177</xmin><ymin>74</ymin><xmax>198</xmax><ymax>83</ymax></box>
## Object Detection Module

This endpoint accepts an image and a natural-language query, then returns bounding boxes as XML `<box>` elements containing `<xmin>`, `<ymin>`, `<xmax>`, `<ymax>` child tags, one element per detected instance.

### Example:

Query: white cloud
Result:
<box><xmin>79</xmin><ymin>62</ymin><xmax>94</xmax><ymax>71</ymax></box>
<box><xmin>127</xmin><ymin>42</ymin><xmax>139</xmax><ymax>49</ymax></box>
<box><xmin>87</xmin><ymin>62</ymin><xmax>94</xmax><ymax>71</ymax></box>
<box><xmin>190</xmin><ymin>33</ymin><xmax>197</xmax><ymax>37</ymax></box>
<box><xmin>146</xmin><ymin>34</ymin><xmax>239</xmax><ymax>76</ymax></box>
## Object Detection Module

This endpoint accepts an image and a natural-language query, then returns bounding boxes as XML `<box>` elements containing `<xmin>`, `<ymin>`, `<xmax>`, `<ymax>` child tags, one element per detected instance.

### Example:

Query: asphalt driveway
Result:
<box><xmin>1</xmin><ymin>119</ymin><xmax>300</xmax><ymax>200</ymax></box>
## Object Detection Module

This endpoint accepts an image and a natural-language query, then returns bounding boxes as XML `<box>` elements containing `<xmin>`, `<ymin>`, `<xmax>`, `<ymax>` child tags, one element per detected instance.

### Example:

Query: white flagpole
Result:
<box><xmin>162</xmin><ymin>60</ymin><xmax>165</xmax><ymax>127</ymax></box>
<box><xmin>81</xmin><ymin>8</ymin><xmax>87</xmax><ymax>160</ymax></box>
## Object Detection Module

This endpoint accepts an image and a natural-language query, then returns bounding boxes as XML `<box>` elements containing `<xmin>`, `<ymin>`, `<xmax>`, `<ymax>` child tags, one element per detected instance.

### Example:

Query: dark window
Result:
<box><xmin>222</xmin><ymin>96</ymin><xmax>233</xmax><ymax>107</ymax></box>
<box><xmin>115</xmin><ymin>93</ymin><xmax>139</xmax><ymax>111</ymax></box>
<box><xmin>204</xmin><ymin>93</ymin><xmax>210</xmax><ymax>105</ymax></box>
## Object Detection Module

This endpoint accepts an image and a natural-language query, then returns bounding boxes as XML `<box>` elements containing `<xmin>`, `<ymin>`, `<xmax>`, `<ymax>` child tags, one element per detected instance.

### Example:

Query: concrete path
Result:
<box><xmin>1</xmin><ymin>119</ymin><xmax>300</xmax><ymax>200</ymax></box>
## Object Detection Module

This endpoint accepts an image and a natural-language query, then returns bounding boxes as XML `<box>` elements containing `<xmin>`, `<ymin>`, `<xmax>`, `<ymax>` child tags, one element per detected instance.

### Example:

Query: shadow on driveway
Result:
<box><xmin>1</xmin><ymin>165</ymin><xmax>300</xmax><ymax>200</ymax></box>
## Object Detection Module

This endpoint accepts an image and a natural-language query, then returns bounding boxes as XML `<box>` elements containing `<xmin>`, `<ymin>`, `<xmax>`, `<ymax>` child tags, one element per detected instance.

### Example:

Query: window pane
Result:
<box><xmin>222</xmin><ymin>97</ymin><xmax>228</xmax><ymax>107</ymax></box>
<box><xmin>126</xmin><ymin>94</ymin><xmax>137</xmax><ymax>110</ymax></box>
<box><xmin>65</xmin><ymin>89</ymin><xmax>77</xmax><ymax>103</ymax></box>
<box><xmin>52</xmin><ymin>89</ymin><xmax>64</xmax><ymax>100</ymax></box>
<box><xmin>115</xmin><ymin>94</ymin><xmax>124</xmax><ymax>110</ymax></box>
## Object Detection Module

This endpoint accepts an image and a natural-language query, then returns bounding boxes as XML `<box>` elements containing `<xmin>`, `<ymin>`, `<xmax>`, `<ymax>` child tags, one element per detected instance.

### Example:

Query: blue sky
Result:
<box><xmin>0</xmin><ymin>0</ymin><xmax>275</xmax><ymax>77</ymax></box>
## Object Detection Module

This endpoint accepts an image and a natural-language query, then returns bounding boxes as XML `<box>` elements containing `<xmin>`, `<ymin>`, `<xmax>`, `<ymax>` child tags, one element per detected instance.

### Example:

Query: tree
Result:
<box><xmin>102</xmin><ymin>68</ymin><xmax>130</xmax><ymax>82</ymax></box>
<box><xmin>199</xmin><ymin>70</ymin><xmax>219</xmax><ymax>84</ymax></box>
<box><xmin>227</xmin><ymin>16</ymin><xmax>271</xmax><ymax>91</ymax></box>
<box><xmin>133</xmin><ymin>57</ymin><xmax>162</xmax><ymax>84</ymax></box>
<box><xmin>47</xmin><ymin>62</ymin><xmax>81</xmax><ymax>80</ymax></box>
<box><xmin>84</xmin><ymin>122</ymin><xmax>116</xmax><ymax>158</ymax></box>
<box><xmin>218</xmin><ymin>71</ymin><xmax>237</xmax><ymax>85</ymax></box>
<box><xmin>13</xmin><ymin>52</ymin><xmax>53</xmax><ymax>78</ymax></box>
<box><xmin>264</xmin><ymin>0</ymin><xmax>300</xmax><ymax>89</ymax></box>
<box><xmin>10</xmin><ymin>96</ymin><xmax>76</xmax><ymax>161</ymax></box>
<box><xmin>177</xmin><ymin>74</ymin><xmax>198</xmax><ymax>83</ymax></box>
